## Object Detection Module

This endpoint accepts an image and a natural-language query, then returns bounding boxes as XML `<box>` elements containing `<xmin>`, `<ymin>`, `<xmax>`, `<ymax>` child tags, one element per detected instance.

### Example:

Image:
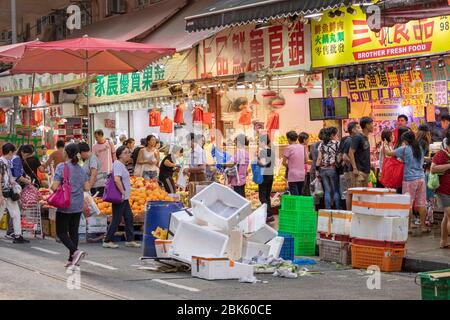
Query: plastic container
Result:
<box><xmin>170</xmin><ymin>221</ymin><xmax>229</xmax><ymax>264</ymax></box>
<box><xmin>278</xmin><ymin>233</ymin><xmax>294</xmax><ymax>261</ymax></box>
<box><xmin>281</xmin><ymin>195</ymin><xmax>314</xmax><ymax>211</ymax></box>
<box><xmin>417</xmin><ymin>269</ymin><xmax>450</xmax><ymax>300</ymax></box>
<box><xmin>352</xmin><ymin>238</ymin><xmax>406</xmax><ymax>248</ymax></box>
<box><xmin>293</xmin><ymin>232</ymin><xmax>317</xmax><ymax>256</ymax></box>
<box><xmin>278</xmin><ymin>209</ymin><xmax>317</xmax><ymax>234</ymax></box>
<box><xmin>190</xmin><ymin>183</ymin><xmax>252</xmax><ymax>231</ymax></box>
<box><xmin>319</xmin><ymin>239</ymin><xmax>351</xmax><ymax>265</ymax></box>
<box><xmin>350</xmin><ymin>213</ymin><xmax>409</xmax><ymax>242</ymax></box>
<box><xmin>351</xmin><ymin>244</ymin><xmax>405</xmax><ymax>272</ymax></box>
<box><xmin>142</xmin><ymin>201</ymin><xmax>184</xmax><ymax>257</ymax></box>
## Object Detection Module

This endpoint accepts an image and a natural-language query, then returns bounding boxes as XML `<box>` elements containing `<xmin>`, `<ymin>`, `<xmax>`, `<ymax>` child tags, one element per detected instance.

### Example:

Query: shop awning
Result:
<box><xmin>185</xmin><ymin>0</ymin><xmax>346</xmax><ymax>32</ymax></box>
<box><xmin>143</xmin><ymin>0</ymin><xmax>217</xmax><ymax>52</ymax></box>
<box><xmin>70</xmin><ymin>0</ymin><xmax>188</xmax><ymax>42</ymax></box>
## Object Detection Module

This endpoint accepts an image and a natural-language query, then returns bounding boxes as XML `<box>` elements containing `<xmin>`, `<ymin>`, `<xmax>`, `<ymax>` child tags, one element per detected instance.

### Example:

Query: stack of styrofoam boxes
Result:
<box><xmin>317</xmin><ymin>209</ymin><xmax>353</xmax><ymax>265</ymax></box>
<box><xmin>167</xmin><ymin>183</ymin><xmax>283</xmax><ymax>280</ymax></box>
<box><xmin>277</xmin><ymin>195</ymin><xmax>318</xmax><ymax>256</ymax></box>
<box><xmin>86</xmin><ymin>215</ymin><xmax>108</xmax><ymax>243</ymax></box>
<box><xmin>349</xmin><ymin>187</ymin><xmax>410</xmax><ymax>272</ymax></box>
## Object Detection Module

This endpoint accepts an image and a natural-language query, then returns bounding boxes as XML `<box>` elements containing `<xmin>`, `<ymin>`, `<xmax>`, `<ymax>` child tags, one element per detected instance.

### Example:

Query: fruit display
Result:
<box><xmin>246</xmin><ymin>189</ymin><xmax>261</xmax><ymax>209</ymax></box>
<box><xmin>273</xmin><ymin>165</ymin><xmax>288</xmax><ymax>192</ymax></box>
<box><xmin>178</xmin><ymin>191</ymin><xmax>190</xmax><ymax>208</ymax></box>
<box><xmin>275</xmin><ymin>135</ymin><xmax>288</xmax><ymax>146</ymax></box>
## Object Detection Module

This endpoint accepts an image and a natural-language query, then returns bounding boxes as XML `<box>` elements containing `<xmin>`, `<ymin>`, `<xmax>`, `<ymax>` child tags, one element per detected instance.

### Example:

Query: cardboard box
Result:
<box><xmin>190</xmin><ymin>183</ymin><xmax>252</xmax><ymax>232</ymax></box>
<box><xmin>317</xmin><ymin>210</ymin><xmax>353</xmax><ymax>236</ymax></box>
<box><xmin>191</xmin><ymin>256</ymin><xmax>254</xmax><ymax>280</ymax></box>
<box><xmin>245</xmin><ymin>224</ymin><xmax>277</xmax><ymax>244</ymax></box>
<box><xmin>351</xmin><ymin>191</ymin><xmax>410</xmax><ymax>218</ymax></box>
<box><xmin>155</xmin><ymin>239</ymin><xmax>173</xmax><ymax>258</ymax></box>
<box><xmin>41</xmin><ymin>218</ymin><xmax>51</xmax><ymax>236</ymax></box>
<box><xmin>86</xmin><ymin>216</ymin><xmax>107</xmax><ymax>233</ymax></box>
<box><xmin>350</xmin><ymin>213</ymin><xmax>409</xmax><ymax>242</ymax></box>
<box><xmin>170</xmin><ymin>221</ymin><xmax>229</xmax><ymax>264</ymax></box>
<box><xmin>50</xmin><ymin>220</ymin><xmax>56</xmax><ymax>238</ymax></box>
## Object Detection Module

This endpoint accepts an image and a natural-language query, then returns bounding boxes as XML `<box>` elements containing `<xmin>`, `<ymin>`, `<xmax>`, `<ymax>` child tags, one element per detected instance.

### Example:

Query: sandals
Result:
<box><xmin>440</xmin><ymin>242</ymin><xmax>449</xmax><ymax>249</ymax></box>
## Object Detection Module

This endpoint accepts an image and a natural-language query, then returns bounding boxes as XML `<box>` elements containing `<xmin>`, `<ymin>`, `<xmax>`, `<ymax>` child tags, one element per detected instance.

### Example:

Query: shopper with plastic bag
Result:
<box><xmin>283</xmin><ymin>131</ymin><xmax>307</xmax><ymax>196</ymax></box>
<box><xmin>257</xmin><ymin>134</ymin><xmax>275</xmax><ymax>223</ymax></box>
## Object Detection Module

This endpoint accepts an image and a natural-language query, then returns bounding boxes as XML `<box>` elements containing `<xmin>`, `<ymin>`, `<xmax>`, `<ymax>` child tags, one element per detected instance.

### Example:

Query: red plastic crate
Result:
<box><xmin>319</xmin><ymin>232</ymin><xmax>351</xmax><ymax>242</ymax></box>
<box><xmin>352</xmin><ymin>238</ymin><xmax>406</xmax><ymax>248</ymax></box>
<box><xmin>351</xmin><ymin>244</ymin><xmax>405</xmax><ymax>272</ymax></box>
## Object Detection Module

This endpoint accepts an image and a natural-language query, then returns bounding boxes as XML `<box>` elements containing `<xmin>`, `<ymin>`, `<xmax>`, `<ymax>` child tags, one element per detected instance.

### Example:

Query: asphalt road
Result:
<box><xmin>0</xmin><ymin>231</ymin><xmax>421</xmax><ymax>300</ymax></box>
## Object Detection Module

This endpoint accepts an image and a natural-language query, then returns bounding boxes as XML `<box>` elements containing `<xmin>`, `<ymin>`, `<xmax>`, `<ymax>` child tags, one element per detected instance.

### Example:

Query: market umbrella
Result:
<box><xmin>9</xmin><ymin>35</ymin><xmax>176</xmax><ymax>133</ymax></box>
<box><xmin>0</xmin><ymin>39</ymin><xmax>41</xmax><ymax>62</ymax></box>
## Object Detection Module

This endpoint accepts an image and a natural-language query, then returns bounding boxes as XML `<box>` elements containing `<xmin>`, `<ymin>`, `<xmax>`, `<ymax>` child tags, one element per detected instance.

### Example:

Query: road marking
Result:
<box><xmin>152</xmin><ymin>279</ymin><xmax>200</xmax><ymax>292</ymax></box>
<box><xmin>84</xmin><ymin>259</ymin><xmax>118</xmax><ymax>270</ymax></box>
<box><xmin>31</xmin><ymin>247</ymin><xmax>60</xmax><ymax>255</ymax></box>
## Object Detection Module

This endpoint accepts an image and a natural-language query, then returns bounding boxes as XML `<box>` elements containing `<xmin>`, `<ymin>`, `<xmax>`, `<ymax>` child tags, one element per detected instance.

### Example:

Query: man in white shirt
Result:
<box><xmin>185</xmin><ymin>133</ymin><xmax>207</xmax><ymax>182</ymax></box>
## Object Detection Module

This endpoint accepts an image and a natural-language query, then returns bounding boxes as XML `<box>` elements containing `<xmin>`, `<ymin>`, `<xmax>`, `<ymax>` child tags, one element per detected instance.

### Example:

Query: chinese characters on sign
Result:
<box><xmin>93</xmin><ymin>63</ymin><xmax>165</xmax><ymax>98</ymax></box>
<box><xmin>198</xmin><ymin>22</ymin><xmax>311</xmax><ymax>78</ymax></box>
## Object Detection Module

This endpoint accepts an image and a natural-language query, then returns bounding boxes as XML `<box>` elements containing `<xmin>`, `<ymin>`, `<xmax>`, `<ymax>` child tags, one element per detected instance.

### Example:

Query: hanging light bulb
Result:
<box><xmin>294</xmin><ymin>77</ymin><xmax>308</xmax><ymax>94</ymax></box>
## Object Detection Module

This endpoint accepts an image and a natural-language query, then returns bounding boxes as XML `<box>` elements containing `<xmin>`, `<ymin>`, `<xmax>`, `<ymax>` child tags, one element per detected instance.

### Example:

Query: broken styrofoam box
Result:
<box><xmin>242</xmin><ymin>241</ymin><xmax>270</xmax><ymax>260</ymax></box>
<box><xmin>190</xmin><ymin>182</ymin><xmax>252</xmax><ymax>232</ymax></box>
<box><xmin>86</xmin><ymin>216</ymin><xmax>107</xmax><ymax>233</ymax></box>
<box><xmin>170</xmin><ymin>221</ymin><xmax>229</xmax><ymax>264</ymax></box>
<box><xmin>349</xmin><ymin>187</ymin><xmax>396</xmax><ymax>195</ymax></box>
<box><xmin>191</xmin><ymin>256</ymin><xmax>254</xmax><ymax>280</ymax></box>
<box><xmin>155</xmin><ymin>239</ymin><xmax>173</xmax><ymax>258</ymax></box>
<box><xmin>267</xmin><ymin>237</ymin><xmax>284</xmax><ymax>259</ymax></box>
<box><xmin>352</xmin><ymin>193</ymin><xmax>410</xmax><ymax>218</ymax></box>
<box><xmin>317</xmin><ymin>210</ymin><xmax>353</xmax><ymax>236</ymax></box>
<box><xmin>168</xmin><ymin>210</ymin><xmax>207</xmax><ymax>239</ymax></box>
<box><xmin>350</xmin><ymin>213</ymin><xmax>409</xmax><ymax>242</ymax></box>
<box><xmin>238</xmin><ymin>204</ymin><xmax>268</xmax><ymax>234</ymax></box>
<box><xmin>245</xmin><ymin>224</ymin><xmax>277</xmax><ymax>244</ymax></box>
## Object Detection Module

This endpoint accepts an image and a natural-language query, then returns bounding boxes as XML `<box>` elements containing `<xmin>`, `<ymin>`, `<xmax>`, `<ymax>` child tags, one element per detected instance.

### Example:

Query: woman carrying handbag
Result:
<box><xmin>51</xmin><ymin>143</ymin><xmax>91</xmax><ymax>268</ymax></box>
<box><xmin>103</xmin><ymin>146</ymin><xmax>141</xmax><ymax>249</ymax></box>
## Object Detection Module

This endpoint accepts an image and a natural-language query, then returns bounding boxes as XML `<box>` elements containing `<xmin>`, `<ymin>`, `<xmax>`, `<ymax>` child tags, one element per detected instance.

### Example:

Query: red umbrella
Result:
<box><xmin>0</xmin><ymin>40</ymin><xmax>41</xmax><ymax>62</ymax></box>
<box><xmin>10</xmin><ymin>36</ymin><xmax>175</xmax><ymax>74</ymax></box>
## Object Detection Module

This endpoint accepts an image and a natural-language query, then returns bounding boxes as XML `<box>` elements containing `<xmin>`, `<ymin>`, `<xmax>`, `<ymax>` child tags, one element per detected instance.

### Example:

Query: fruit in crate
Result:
<box><xmin>94</xmin><ymin>198</ymin><xmax>112</xmax><ymax>215</ymax></box>
<box><xmin>276</xmin><ymin>135</ymin><xmax>288</xmax><ymax>145</ymax></box>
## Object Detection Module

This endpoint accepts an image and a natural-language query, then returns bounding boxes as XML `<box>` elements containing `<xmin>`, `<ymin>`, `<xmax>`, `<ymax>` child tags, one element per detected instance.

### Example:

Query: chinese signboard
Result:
<box><xmin>197</xmin><ymin>22</ymin><xmax>311</xmax><ymax>78</ymax></box>
<box><xmin>0</xmin><ymin>73</ymin><xmax>86</xmax><ymax>97</ymax></box>
<box><xmin>312</xmin><ymin>7</ymin><xmax>450</xmax><ymax>68</ymax></box>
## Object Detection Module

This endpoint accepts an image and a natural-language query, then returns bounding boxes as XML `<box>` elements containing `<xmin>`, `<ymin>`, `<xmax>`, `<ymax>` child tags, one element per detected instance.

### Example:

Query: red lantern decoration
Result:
<box><xmin>261</xmin><ymin>90</ymin><xmax>277</xmax><ymax>98</ymax></box>
<box><xmin>271</xmin><ymin>96</ymin><xmax>285</xmax><ymax>108</ymax></box>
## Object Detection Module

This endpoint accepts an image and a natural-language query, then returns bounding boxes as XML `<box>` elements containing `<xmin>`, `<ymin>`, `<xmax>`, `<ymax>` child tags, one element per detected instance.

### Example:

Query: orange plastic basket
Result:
<box><xmin>351</xmin><ymin>244</ymin><xmax>405</xmax><ymax>272</ymax></box>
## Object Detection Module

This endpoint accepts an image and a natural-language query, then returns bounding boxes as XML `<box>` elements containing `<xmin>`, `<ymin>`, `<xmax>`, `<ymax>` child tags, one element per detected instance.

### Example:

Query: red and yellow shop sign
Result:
<box><xmin>312</xmin><ymin>7</ymin><xmax>450</xmax><ymax>68</ymax></box>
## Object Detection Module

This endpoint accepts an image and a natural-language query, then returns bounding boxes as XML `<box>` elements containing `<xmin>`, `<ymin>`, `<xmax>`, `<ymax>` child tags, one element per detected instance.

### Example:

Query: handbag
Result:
<box><xmin>379</xmin><ymin>148</ymin><xmax>405</xmax><ymax>188</ymax></box>
<box><xmin>102</xmin><ymin>171</ymin><xmax>123</xmax><ymax>204</ymax></box>
<box><xmin>48</xmin><ymin>164</ymin><xmax>72</xmax><ymax>209</ymax></box>
<box><xmin>251</xmin><ymin>162</ymin><xmax>264</xmax><ymax>185</ymax></box>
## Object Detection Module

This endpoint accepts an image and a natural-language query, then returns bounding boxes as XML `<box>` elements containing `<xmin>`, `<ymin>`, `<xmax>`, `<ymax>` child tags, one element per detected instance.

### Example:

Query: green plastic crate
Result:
<box><xmin>278</xmin><ymin>211</ymin><xmax>318</xmax><ymax>234</ymax></box>
<box><xmin>280</xmin><ymin>231</ymin><xmax>317</xmax><ymax>256</ymax></box>
<box><xmin>418</xmin><ymin>269</ymin><xmax>450</xmax><ymax>300</ymax></box>
<box><xmin>281</xmin><ymin>195</ymin><xmax>315</xmax><ymax>211</ymax></box>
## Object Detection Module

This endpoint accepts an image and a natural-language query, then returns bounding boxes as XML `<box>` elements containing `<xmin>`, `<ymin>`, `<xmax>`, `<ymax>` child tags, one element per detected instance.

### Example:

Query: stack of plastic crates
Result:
<box><xmin>417</xmin><ymin>269</ymin><xmax>450</xmax><ymax>300</ymax></box>
<box><xmin>278</xmin><ymin>195</ymin><xmax>317</xmax><ymax>256</ymax></box>
<box><xmin>278</xmin><ymin>232</ymin><xmax>294</xmax><ymax>261</ymax></box>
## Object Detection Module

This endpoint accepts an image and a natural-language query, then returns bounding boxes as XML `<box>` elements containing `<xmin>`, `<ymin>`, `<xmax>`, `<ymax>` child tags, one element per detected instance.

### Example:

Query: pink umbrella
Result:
<box><xmin>0</xmin><ymin>40</ymin><xmax>41</xmax><ymax>62</ymax></box>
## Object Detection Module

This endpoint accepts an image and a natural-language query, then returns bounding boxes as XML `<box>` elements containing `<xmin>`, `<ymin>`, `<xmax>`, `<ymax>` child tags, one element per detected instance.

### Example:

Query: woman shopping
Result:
<box><xmin>103</xmin><ymin>146</ymin><xmax>141</xmax><ymax>249</ymax></box>
<box><xmin>159</xmin><ymin>145</ymin><xmax>183</xmax><ymax>194</ymax></box>
<box><xmin>51</xmin><ymin>143</ymin><xmax>91</xmax><ymax>267</ymax></box>
<box><xmin>257</xmin><ymin>134</ymin><xmax>275</xmax><ymax>223</ymax></box>
<box><xmin>136</xmin><ymin>135</ymin><xmax>159</xmax><ymax>180</ymax></box>
<box><xmin>384</xmin><ymin>131</ymin><xmax>429</xmax><ymax>234</ymax></box>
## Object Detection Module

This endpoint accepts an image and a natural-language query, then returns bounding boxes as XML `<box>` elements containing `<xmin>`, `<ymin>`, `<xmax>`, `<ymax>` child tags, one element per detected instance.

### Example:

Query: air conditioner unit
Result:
<box><xmin>108</xmin><ymin>0</ymin><xmax>126</xmax><ymax>15</ymax></box>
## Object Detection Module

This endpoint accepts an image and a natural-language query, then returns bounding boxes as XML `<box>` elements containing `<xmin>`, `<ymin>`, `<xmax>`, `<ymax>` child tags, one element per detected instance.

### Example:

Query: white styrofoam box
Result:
<box><xmin>169</xmin><ymin>210</ymin><xmax>195</xmax><ymax>238</ymax></box>
<box><xmin>352</xmin><ymin>193</ymin><xmax>410</xmax><ymax>218</ymax></box>
<box><xmin>190</xmin><ymin>182</ymin><xmax>252</xmax><ymax>232</ymax></box>
<box><xmin>267</xmin><ymin>237</ymin><xmax>284</xmax><ymax>259</ymax></box>
<box><xmin>191</xmin><ymin>256</ymin><xmax>254</xmax><ymax>280</ymax></box>
<box><xmin>87</xmin><ymin>216</ymin><xmax>108</xmax><ymax>233</ymax></box>
<box><xmin>350</xmin><ymin>213</ymin><xmax>409</xmax><ymax>242</ymax></box>
<box><xmin>155</xmin><ymin>240</ymin><xmax>173</xmax><ymax>258</ymax></box>
<box><xmin>170</xmin><ymin>221</ymin><xmax>229</xmax><ymax>264</ymax></box>
<box><xmin>317</xmin><ymin>210</ymin><xmax>353</xmax><ymax>236</ymax></box>
<box><xmin>245</xmin><ymin>224</ymin><xmax>277</xmax><ymax>244</ymax></box>
<box><xmin>238</xmin><ymin>204</ymin><xmax>267</xmax><ymax>234</ymax></box>
<box><xmin>349</xmin><ymin>187</ymin><xmax>396</xmax><ymax>195</ymax></box>
<box><xmin>242</xmin><ymin>241</ymin><xmax>270</xmax><ymax>260</ymax></box>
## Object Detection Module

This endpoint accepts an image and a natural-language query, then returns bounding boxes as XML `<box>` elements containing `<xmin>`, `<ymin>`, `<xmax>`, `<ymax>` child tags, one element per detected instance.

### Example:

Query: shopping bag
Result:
<box><xmin>102</xmin><ymin>172</ymin><xmax>123</xmax><ymax>204</ymax></box>
<box><xmin>251</xmin><ymin>162</ymin><xmax>264</xmax><ymax>185</ymax></box>
<box><xmin>427</xmin><ymin>172</ymin><xmax>440</xmax><ymax>190</ymax></box>
<box><xmin>84</xmin><ymin>192</ymin><xmax>100</xmax><ymax>217</ymax></box>
<box><xmin>177</xmin><ymin>172</ymin><xmax>186</xmax><ymax>189</ymax></box>
<box><xmin>311</xmin><ymin>178</ymin><xmax>324</xmax><ymax>198</ymax></box>
<box><xmin>48</xmin><ymin>164</ymin><xmax>71</xmax><ymax>209</ymax></box>
<box><xmin>379</xmin><ymin>157</ymin><xmax>404</xmax><ymax>188</ymax></box>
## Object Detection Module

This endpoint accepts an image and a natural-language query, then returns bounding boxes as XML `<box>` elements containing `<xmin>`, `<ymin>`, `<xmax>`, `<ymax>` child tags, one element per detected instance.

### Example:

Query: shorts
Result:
<box><xmin>143</xmin><ymin>171</ymin><xmax>158</xmax><ymax>180</ymax></box>
<box><xmin>402</xmin><ymin>179</ymin><xmax>426</xmax><ymax>209</ymax></box>
<box><xmin>437</xmin><ymin>193</ymin><xmax>450</xmax><ymax>208</ymax></box>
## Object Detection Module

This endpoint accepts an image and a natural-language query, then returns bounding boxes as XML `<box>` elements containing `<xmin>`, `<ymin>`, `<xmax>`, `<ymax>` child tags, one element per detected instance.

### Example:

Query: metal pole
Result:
<box><xmin>11</xmin><ymin>0</ymin><xmax>17</xmax><ymax>44</ymax></box>
<box><xmin>29</xmin><ymin>73</ymin><xmax>36</xmax><ymax>143</ymax></box>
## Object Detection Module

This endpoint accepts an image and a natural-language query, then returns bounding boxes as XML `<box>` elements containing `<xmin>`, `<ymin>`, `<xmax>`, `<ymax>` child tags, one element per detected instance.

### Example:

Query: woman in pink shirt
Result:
<box><xmin>283</xmin><ymin>131</ymin><xmax>306</xmax><ymax>196</ymax></box>
<box><xmin>228</xmin><ymin>134</ymin><xmax>250</xmax><ymax>197</ymax></box>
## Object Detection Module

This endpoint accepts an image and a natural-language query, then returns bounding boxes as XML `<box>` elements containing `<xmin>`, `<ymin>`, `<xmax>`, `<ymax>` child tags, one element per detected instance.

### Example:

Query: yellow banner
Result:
<box><xmin>312</xmin><ymin>7</ymin><xmax>450</xmax><ymax>68</ymax></box>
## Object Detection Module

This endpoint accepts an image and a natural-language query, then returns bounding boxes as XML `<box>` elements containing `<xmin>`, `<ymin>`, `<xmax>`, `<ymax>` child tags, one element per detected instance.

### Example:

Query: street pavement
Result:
<box><xmin>0</xmin><ymin>231</ymin><xmax>421</xmax><ymax>300</ymax></box>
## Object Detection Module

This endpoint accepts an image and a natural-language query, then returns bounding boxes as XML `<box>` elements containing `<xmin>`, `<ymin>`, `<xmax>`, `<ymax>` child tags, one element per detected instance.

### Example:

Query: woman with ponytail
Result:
<box><xmin>384</xmin><ymin>131</ymin><xmax>429</xmax><ymax>234</ymax></box>
<box><xmin>51</xmin><ymin>143</ymin><xmax>91</xmax><ymax>267</ymax></box>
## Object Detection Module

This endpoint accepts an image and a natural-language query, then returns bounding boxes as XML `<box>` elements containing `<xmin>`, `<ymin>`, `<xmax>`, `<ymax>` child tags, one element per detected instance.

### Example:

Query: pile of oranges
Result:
<box><xmin>95</xmin><ymin>199</ymin><xmax>112</xmax><ymax>215</ymax></box>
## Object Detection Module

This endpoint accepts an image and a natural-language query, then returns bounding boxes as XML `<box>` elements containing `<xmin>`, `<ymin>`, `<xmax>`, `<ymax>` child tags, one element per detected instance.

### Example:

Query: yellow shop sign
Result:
<box><xmin>312</xmin><ymin>7</ymin><xmax>450</xmax><ymax>68</ymax></box>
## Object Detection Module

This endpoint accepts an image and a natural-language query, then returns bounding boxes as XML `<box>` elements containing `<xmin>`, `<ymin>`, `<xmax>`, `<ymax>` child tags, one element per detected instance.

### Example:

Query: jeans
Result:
<box><xmin>56</xmin><ymin>211</ymin><xmax>81</xmax><ymax>261</ymax></box>
<box><xmin>321</xmin><ymin>168</ymin><xmax>341</xmax><ymax>209</ymax></box>
<box><xmin>289</xmin><ymin>181</ymin><xmax>304</xmax><ymax>196</ymax></box>
<box><xmin>0</xmin><ymin>198</ymin><xmax>22</xmax><ymax>236</ymax></box>
<box><xmin>143</xmin><ymin>171</ymin><xmax>158</xmax><ymax>180</ymax></box>
<box><xmin>233</xmin><ymin>185</ymin><xmax>246</xmax><ymax>198</ymax></box>
<box><xmin>104</xmin><ymin>200</ymin><xmax>134</xmax><ymax>242</ymax></box>
<box><xmin>258</xmin><ymin>175</ymin><xmax>273</xmax><ymax>217</ymax></box>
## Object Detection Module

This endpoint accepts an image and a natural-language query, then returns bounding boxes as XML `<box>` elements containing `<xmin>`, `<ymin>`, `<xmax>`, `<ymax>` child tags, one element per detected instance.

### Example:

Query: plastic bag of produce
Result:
<box><xmin>84</xmin><ymin>192</ymin><xmax>100</xmax><ymax>217</ymax></box>
<box><xmin>311</xmin><ymin>178</ymin><xmax>324</xmax><ymax>198</ymax></box>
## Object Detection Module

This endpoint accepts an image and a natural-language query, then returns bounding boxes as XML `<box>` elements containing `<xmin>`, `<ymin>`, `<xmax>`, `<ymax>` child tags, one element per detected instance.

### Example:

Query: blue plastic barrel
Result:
<box><xmin>142</xmin><ymin>201</ymin><xmax>183</xmax><ymax>257</ymax></box>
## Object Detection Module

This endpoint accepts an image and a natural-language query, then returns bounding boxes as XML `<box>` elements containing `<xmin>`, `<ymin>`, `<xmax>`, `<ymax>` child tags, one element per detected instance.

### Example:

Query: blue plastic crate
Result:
<box><xmin>278</xmin><ymin>232</ymin><xmax>295</xmax><ymax>261</ymax></box>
